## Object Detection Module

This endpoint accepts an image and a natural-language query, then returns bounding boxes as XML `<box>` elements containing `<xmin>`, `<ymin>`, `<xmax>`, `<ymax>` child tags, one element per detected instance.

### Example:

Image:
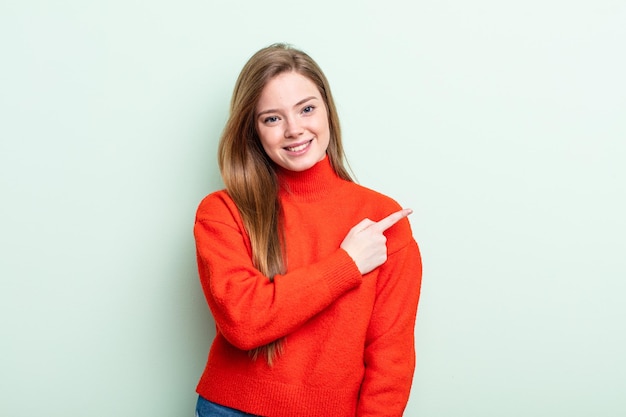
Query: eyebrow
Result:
<box><xmin>256</xmin><ymin>96</ymin><xmax>319</xmax><ymax>118</ymax></box>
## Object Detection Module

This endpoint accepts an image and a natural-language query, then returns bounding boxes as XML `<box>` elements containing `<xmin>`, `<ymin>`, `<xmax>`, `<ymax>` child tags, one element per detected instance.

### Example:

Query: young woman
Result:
<box><xmin>194</xmin><ymin>43</ymin><xmax>422</xmax><ymax>417</ymax></box>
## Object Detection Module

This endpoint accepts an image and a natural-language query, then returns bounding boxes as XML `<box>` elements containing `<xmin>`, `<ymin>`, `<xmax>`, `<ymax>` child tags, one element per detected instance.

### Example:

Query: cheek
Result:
<box><xmin>256</xmin><ymin>128</ymin><xmax>278</xmax><ymax>153</ymax></box>
<box><xmin>318</xmin><ymin>118</ymin><xmax>331</xmax><ymax>142</ymax></box>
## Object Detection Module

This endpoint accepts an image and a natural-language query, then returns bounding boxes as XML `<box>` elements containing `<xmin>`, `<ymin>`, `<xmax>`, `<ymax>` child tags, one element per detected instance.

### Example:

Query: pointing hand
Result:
<box><xmin>340</xmin><ymin>209</ymin><xmax>412</xmax><ymax>275</ymax></box>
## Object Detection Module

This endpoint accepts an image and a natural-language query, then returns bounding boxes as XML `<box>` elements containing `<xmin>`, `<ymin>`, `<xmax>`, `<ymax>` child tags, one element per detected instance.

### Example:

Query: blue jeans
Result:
<box><xmin>195</xmin><ymin>395</ymin><xmax>260</xmax><ymax>417</ymax></box>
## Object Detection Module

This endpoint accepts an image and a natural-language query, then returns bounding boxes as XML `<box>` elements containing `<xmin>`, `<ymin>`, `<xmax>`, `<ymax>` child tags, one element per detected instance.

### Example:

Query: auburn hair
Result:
<box><xmin>217</xmin><ymin>43</ymin><xmax>353</xmax><ymax>365</ymax></box>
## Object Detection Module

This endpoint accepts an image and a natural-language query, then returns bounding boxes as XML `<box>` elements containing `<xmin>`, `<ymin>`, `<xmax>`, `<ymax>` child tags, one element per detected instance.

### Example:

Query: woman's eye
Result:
<box><xmin>264</xmin><ymin>116</ymin><xmax>279</xmax><ymax>124</ymax></box>
<box><xmin>302</xmin><ymin>105</ymin><xmax>314</xmax><ymax>114</ymax></box>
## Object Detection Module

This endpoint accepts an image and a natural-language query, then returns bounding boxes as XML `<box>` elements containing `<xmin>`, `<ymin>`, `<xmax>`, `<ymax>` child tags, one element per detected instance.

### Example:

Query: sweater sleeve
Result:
<box><xmin>356</xmin><ymin>236</ymin><xmax>422</xmax><ymax>417</ymax></box>
<box><xmin>194</xmin><ymin>193</ymin><xmax>363</xmax><ymax>351</ymax></box>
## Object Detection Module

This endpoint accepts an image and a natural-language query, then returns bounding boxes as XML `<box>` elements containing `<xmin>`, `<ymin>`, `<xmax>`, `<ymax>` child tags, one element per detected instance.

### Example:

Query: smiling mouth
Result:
<box><xmin>284</xmin><ymin>139</ymin><xmax>313</xmax><ymax>152</ymax></box>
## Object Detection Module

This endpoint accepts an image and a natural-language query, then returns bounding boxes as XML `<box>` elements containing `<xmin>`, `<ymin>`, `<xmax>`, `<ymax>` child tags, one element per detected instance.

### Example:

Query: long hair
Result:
<box><xmin>217</xmin><ymin>43</ymin><xmax>353</xmax><ymax>365</ymax></box>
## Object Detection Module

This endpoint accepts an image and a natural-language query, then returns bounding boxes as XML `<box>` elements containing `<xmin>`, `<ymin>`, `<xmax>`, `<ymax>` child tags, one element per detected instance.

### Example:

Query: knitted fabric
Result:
<box><xmin>194</xmin><ymin>157</ymin><xmax>422</xmax><ymax>417</ymax></box>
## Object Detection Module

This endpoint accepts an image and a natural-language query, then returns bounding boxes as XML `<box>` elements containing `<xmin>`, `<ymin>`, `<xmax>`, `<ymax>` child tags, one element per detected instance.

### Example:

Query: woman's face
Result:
<box><xmin>255</xmin><ymin>71</ymin><xmax>330</xmax><ymax>172</ymax></box>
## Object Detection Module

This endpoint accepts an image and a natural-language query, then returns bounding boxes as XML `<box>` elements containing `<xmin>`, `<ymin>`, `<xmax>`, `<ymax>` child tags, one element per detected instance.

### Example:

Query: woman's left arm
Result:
<box><xmin>356</xmin><ymin>236</ymin><xmax>422</xmax><ymax>417</ymax></box>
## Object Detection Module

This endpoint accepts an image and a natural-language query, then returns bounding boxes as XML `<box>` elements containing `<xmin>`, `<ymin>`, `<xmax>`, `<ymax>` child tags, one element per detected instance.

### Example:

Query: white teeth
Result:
<box><xmin>286</xmin><ymin>141</ymin><xmax>310</xmax><ymax>152</ymax></box>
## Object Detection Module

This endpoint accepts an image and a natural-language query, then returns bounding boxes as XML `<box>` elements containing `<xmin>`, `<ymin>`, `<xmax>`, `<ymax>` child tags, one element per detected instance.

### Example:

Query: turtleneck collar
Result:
<box><xmin>276</xmin><ymin>156</ymin><xmax>343</xmax><ymax>201</ymax></box>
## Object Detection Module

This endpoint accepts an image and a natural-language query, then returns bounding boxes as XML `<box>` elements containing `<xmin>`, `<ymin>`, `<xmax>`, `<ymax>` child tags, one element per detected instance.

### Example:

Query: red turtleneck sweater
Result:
<box><xmin>194</xmin><ymin>157</ymin><xmax>422</xmax><ymax>417</ymax></box>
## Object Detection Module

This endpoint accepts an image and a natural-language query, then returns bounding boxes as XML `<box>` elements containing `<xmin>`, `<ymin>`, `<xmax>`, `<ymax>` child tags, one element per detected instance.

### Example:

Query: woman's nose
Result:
<box><xmin>284</xmin><ymin>117</ymin><xmax>304</xmax><ymax>138</ymax></box>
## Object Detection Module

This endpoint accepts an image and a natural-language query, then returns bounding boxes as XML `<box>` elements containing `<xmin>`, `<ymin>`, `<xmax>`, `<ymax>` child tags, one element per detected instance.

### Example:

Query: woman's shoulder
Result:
<box><xmin>195</xmin><ymin>189</ymin><xmax>240</xmax><ymax>223</ymax></box>
<box><xmin>344</xmin><ymin>181</ymin><xmax>403</xmax><ymax>212</ymax></box>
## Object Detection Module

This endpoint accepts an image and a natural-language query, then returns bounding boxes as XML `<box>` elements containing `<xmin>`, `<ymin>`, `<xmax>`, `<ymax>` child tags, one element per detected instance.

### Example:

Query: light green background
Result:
<box><xmin>1</xmin><ymin>1</ymin><xmax>625</xmax><ymax>416</ymax></box>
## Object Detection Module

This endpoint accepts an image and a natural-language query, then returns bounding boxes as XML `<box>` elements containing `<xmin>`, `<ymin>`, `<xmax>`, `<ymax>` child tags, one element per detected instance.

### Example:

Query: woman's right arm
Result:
<box><xmin>194</xmin><ymin>194</ymin><xmax>362</xmax><ymax>351</ymax></box>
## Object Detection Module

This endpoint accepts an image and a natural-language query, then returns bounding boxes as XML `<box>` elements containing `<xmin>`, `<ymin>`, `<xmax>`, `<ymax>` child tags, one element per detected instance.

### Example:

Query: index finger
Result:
<box><xmin>373</xmin><ymin>208</ymin><xmax>413</xmax><ymax>232</ymax></box>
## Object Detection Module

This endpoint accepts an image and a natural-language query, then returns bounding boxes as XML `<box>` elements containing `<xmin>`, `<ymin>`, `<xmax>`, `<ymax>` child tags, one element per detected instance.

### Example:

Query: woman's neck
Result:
<box><xmin>276</xmin><ymin>156</ymin><xmax>341</xmax><ymax>201</ymax></box>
